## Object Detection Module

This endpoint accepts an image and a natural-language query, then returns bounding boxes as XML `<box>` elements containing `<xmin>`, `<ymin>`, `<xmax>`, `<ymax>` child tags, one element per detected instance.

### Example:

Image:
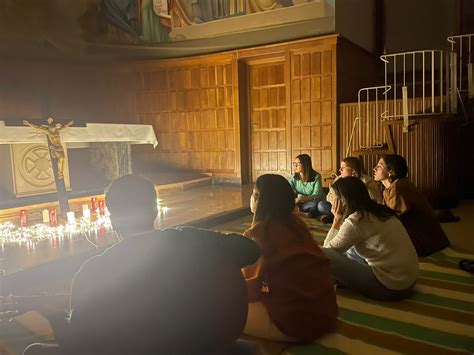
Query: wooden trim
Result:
<box><xmin>117</xmin><ymin>35</ymin><xmax>339</xmax><ymax>71</ymax></box>
<box><xmin>232</xmin><ymin>57</ymin><xmax>243</xmax><ymax>183</ymax></box>
<box><xmin>285</xmin><ymin>49</ymin><xmax>292</xmax><ymax>178</ymax></box>
<box><xmin>381</xmin><ymin>115</ymin><xmax>461</xmax><ymax>126</ymax></box>
<box><xmin>239</xmin><ymin>55</ymin><xmax>286</xmax><ymax>66</ymax></box>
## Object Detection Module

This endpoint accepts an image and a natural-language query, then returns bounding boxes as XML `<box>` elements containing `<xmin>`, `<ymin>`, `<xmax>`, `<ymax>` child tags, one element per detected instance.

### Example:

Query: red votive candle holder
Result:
<box><xmin>49</xmin><ymin>208</ymin><xmax>57</xmax><ymax>227</ymax></box>
<box><xmin>98</xmin><ymin>200</ymin><xmax>105</xmax><ymax>216</ymax></box>
<box><xmin>91</xmin><ymin>197</ymin><xmax>98</xmax><ymax>212</ymax></box>
<box><xmin>20</xmin><ymin>209</ymin><xmax>28</xmax><ymax>227</ymax></box>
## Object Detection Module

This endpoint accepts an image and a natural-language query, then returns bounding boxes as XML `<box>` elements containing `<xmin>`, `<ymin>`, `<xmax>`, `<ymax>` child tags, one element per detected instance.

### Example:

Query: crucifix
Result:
<box><xmin>23</xmin><ymin>117</ymin><xmax>74</xmax><ymax>216</ymax></box>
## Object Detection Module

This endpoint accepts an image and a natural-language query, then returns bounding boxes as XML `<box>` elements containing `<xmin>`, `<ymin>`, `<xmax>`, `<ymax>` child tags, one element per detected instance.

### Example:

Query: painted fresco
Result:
<box><xmin>97</xmin><ymin>0</ymin><xmax>324</xmax><ymax>43</ymax></box>
<box><xmin>172</xmin><ymin>0</ymin><xmax>311</xmax><ymax>26</ymax></box>
<box><xmin>0</xmin><ymin>0</ymin><xmax>332</xmax><ymax>55</ymax></box>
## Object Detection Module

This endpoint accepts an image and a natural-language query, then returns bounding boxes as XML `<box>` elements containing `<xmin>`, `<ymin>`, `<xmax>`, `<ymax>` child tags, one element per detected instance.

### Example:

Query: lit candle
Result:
<box><xmin>98</xmin><ymin>200</ymin><xmax>105</xmax><ymax>216</ymax></box>
<box><xmin>42</xmin><ymin>209</ymin><xmax>50</xmax><ymax>224</ymax></box>
<box><xmin>67</xmin><ymin>211</ymin><xmax>75</xmax><ymax>224</ymax></box>
<box><xmin>49</xmin><ymin>208</ymin><xmax>57</xmax><ymax>227</ymax></box>
<box><xmin>82</xmin><ymin>204</ymin><xmax>91</xmax><ymax>219</ymax></box>
<box><xmin>91</xmin><ymin>197</ymin><xmax>98</xmax><ymax>212</ymax></box>
<box><xmin>20</xmin><ymin>209</ymin><xmax>28</xmax><ymax>227</ymax></box>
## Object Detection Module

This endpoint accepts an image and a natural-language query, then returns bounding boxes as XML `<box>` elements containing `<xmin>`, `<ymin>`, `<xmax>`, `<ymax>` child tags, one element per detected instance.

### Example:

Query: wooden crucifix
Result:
<box><xmin>23</xmin><ymin>117</ymin><xmax>74</xmax><ymax>216</ymax></box>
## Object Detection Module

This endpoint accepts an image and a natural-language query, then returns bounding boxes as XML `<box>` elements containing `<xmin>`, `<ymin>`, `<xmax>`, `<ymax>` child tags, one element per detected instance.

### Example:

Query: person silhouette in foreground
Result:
<box><xmin>24</xmin><ymin>174</ymin><xmax>260</xmax><ymax>355</ymax></box>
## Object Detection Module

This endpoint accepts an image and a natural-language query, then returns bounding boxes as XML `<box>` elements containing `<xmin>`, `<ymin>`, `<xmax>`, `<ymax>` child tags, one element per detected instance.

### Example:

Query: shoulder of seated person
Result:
<box><xmin>390</xmin><ymin>178</ymin><xmax>416</xmax><ymax>193</ymax></box>
<box><xmin>360</xmin><ymin>174</ymin><xmax>373</xmax><ymax>183</ymax></box>
<box><xmin>344</xmin><ymin>211</ymin><xmax>363</xmax><ymax>224</ymax></box>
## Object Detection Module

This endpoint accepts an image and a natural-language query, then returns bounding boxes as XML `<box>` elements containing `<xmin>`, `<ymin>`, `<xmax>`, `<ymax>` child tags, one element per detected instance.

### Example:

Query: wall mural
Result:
<box><xmin>0</xmin><ymin>0</ymin><xmax>330</xmax><ymax>55</ymax></box>
<box><xmin>98</xmin><ymin>0</ymin><xmax>323</xmax><ymax>43</ymax></box>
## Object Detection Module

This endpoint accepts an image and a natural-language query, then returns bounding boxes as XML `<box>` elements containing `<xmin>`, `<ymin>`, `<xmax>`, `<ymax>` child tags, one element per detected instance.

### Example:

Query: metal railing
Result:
<box><xmin>346</xmin><ymin>85</ymin><xmax>391</xmax><ymax>155</ymax></box>
<box><xmin>381</xmin><ymin>50</ymin><xmax>447</xmax><ymax>122</ymax></box>
<box><xmin>447</xmin><ymin>33</ymin><xmax>474</xmax><ymax>99</ymax></box>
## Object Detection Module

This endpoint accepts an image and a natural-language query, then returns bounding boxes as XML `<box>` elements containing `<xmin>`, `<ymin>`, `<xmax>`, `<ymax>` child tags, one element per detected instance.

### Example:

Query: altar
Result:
<box><xmin>0</xmin><ymin>121</ymin><xmax>158</xmax><ymax>197</ymax></box>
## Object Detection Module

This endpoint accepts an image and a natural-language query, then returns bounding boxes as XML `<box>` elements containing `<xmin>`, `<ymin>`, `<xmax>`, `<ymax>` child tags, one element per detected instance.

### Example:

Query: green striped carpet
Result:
<box><xmin>215</xmin><ymin>215</ymin><xmax>474</xmax><ymax>355</ymax></box>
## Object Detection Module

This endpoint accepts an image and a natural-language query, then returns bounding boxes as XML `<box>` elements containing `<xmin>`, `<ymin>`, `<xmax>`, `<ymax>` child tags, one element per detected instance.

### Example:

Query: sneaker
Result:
<box><xmin>319</xmin><ymin>215</ymin><xmax>333</xmax><ymax>224</ymax></box>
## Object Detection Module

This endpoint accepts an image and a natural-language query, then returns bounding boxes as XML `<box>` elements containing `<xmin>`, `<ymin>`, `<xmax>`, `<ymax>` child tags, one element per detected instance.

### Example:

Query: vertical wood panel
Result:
<box><xmin>249</xmin><ymin>61</ymin><xmax>288</xmax><ymax>181</ymax></box>
<box><xmin>291</xmin><ymin>44</ymin><xmax>337</xmax><ymax>184</ymax></box>
<box><xmin>134</xmin><ymin>57</ymin><xmax>237</xmax><ymax>174</ymax></box>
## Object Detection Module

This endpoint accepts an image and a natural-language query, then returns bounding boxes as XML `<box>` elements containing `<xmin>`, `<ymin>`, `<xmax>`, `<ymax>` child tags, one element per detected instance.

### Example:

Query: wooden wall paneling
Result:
<box><xmin>290</xmin><ymin>43</ymin><xmax>337</xmax><ymax>186</ymax></box>
<box><xmin>131</xmin><ymin>55</ymin><xmax>240</xmax><ymax>179</ymax></box>
<box><xmin>247</xmin><ymin>58</ymin><xmax>288</xmax><ymax>182</ymax></box>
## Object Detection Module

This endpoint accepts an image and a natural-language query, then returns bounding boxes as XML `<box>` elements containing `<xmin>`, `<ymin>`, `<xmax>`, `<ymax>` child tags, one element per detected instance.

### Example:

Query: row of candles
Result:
<box><xmin>19</xmin><ymin>198</ymin><xmax>170</xmax><ymax>227</ymax></box>
<box><xmin>19</xmin><ymin>197</ymin><xmax>106</xmax><ymax>227</ymax></box>
<box><xmin>2</xmin><ymin>197</ymin><xmax>170</xmax><ymax>246</ymax></box>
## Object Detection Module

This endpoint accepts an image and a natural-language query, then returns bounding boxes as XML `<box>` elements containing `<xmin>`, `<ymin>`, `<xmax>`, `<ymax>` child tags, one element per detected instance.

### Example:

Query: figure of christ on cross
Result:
<box><xmin>23</xmin><ymin>117</ymin><xmax>74</xmax><ymax>215</ymax></box>
<box><xmin>23</xmin><ymin>117</ymin><xmax>74</xmax><ymax>179</ymax></box>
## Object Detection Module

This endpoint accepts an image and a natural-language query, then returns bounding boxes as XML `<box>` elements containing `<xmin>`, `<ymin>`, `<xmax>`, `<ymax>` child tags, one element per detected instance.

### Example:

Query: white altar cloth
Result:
<box><xmin>0</xmin><ymin>121</ymin><xmax>158</xmax><ymax>148</ymax></box>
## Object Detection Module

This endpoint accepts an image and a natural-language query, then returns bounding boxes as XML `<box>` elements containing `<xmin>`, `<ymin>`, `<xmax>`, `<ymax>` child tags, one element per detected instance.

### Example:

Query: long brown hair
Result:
<box><xmin>332</xmin><ymin>176</ymin><xmax>395</xmax><ymax>221</ymax></box>
<box><xmin>380</xmin><ymin>154</ymin><xmax>408</xmax><ymax>183</ymax></box>
<box><xmin>342</xmin><ymin>156</ymin><xmax>363</xmax><ymax>177</ymax></box>
<box><xmin>253</xmin><ymin>174</ymin><xmax>295</xmax><ymax>225</ymax></box>
<box><xmin>293</xmin><ymin>154</ymin><xmax>317</xmax><ymax>182</ymax></box>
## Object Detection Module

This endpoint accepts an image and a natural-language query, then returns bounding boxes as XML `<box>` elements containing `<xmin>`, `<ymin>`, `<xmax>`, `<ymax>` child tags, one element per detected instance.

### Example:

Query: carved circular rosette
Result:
<box><xmin>19</xmin><ymin>145</ymin><xmax>54</xmax><ymax>187</ymax></box>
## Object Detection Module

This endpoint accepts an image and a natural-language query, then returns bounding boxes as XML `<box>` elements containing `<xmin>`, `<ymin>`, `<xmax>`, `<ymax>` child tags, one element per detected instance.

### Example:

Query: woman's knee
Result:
<box><xmin>317</xmin><ymin>201</ymin><xmax>332</xmax><ymax>216</ymax></box>
<box><xmin>301</xmin><ymin>200</ymin><xmax>318</xmax><ymax>213</ymax></box>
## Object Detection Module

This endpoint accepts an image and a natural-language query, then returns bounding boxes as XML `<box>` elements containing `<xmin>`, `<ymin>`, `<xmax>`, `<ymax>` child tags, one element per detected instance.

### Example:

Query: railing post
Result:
<box><xmin>431</xmin><ymin>51</ymin><xmax>435</xmax><ymax>113</ymax></box>
<box><xmin>469</xmin><ymin>63</ymin><xmax>474</xmax><ymax>99</ymax></box>
<box><xmin>446</xmin><ymin>52</ymin><xmax>450</xmax><ymax>113</ymax></box>
<box><xmin>450</xmin><ymin>52</ymin><xmax>458</xmax><ymax>113</ymax></box>
<box><xmin>402</xmin><ymin>86</ymin><xmax>409</xmax><ymax>132</ymax></box>
<box><xmin>440</xmin><ymin>51</ymin><xmax>444</xmax><ymax>112</ymax></box>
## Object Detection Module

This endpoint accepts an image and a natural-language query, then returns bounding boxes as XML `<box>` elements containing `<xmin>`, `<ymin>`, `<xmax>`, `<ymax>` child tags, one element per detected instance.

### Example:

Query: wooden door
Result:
<box><xmin>290</xmin><ymin>48</ymin><xmax>337</xmax><ymax>183</ymax></box>
<box><xmin>249</xmin><ymin>61</ymin><xmax>290</xmax><ymax>182</ymax></box>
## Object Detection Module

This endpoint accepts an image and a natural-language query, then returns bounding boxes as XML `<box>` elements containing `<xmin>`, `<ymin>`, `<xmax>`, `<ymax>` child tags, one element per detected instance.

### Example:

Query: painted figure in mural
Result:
<box><xmin>100</xmin><ymin>0</ymin><xmax>172</xmax><ymax>43</ymax></box>
<box><xmin>191</xmin><ymin>0</ymin><xmax>230</xmax><ymax>23</ymax></box>
<box><xmin>23</xmin><ymin>117</ymin><xmax>74</xmax><ymax>179</ymax></box>
<box><xmin>141</xmin><ymin>0</ymin><xmax>172</xmax><ymax>42</ymax></box>
<box><xmin>249</xmin><ymin>0</ymin><xmax>293</xmax><ymax>12</ymax></box>
<box><xmin>101</xmin><ymin>0</ymin><xmax>141</xmax><ymax>35</ymax></box>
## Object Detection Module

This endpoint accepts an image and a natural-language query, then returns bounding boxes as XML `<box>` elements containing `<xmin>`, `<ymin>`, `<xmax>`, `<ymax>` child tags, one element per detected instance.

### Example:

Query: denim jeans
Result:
<box><xmin>322</xmin><ymin>248</ymin><xmax>413</xmax><ymax>301</ymax></box>
<box><xmin>300</xmin><ymin>200</ymin><xmax>333</xmax><ymax>217</ymax></box>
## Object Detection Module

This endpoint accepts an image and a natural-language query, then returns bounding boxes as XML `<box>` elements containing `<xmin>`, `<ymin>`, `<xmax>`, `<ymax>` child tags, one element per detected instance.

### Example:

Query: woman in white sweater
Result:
<box><xmin>322</xmin><ymin>177</ymin><xmax>419</xmax><ymax>301</ymax></box>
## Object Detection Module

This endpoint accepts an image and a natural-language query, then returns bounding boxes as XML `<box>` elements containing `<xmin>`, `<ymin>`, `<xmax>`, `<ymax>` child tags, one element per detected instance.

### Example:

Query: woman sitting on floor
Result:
<box><xmin>289</xmin><ymin>153</ymin><xmax>331</xmax><ymax>220</ymax></box>
<box><xmin>373</xmin><ymin>154</ymin><xmax>450</xmax><ymax>257</ymax></box>
<box><xmin>243</xmin><ymin>174</ymin><xmax>338</xmax><ymax>342</ymax></box>
<box><xmin>327</xmin><ymin>156</ymin><xmax>383</xmax><ymax>205</ymax></box>
<box><xmin>323</xmin><ymin>177</ymin><xmax>419</xmax><ymax>301</ymax></box>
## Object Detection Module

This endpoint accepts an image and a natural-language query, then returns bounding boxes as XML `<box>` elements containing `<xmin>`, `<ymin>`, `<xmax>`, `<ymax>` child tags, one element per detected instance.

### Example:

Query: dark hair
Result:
<box><xmin>105</xmin><ymin>174</ymin><xmax>158</xmax><ymax>222</ymax></box>
<box><xmin>294</xmin><ymin>154</ymin><xmax>317</xmax><ymax>182</ymax></box>
<box><xmin>342</xmin><ymin>156</ymin><xmax>363</xmax><ymax>177</ymax></box>
<box><xmin>332</xmin><ymin>176</ymin><xmax>395</xmax><ymax>221</ymax></box>
<box><xmin>381</xmin><ymin>154</ymin><xmax>408</xmax><ymax>182</ymax></box>
<box><xmin>253</xmin><ymin>174</ymin><xmax>295</xmax><ymax>224</ymax></box>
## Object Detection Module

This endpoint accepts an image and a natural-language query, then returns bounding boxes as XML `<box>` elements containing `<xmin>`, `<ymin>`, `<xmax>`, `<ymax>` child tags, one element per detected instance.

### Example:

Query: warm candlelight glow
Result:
<box><xmin>67</xmin><ymin>211</ymin><xmax>76</xmax><ymax>224</ymax></box>
<box><xmin>20</xmin><ymin>209</ymin><xmax>28</xmax><ymax>227</ymax></box>
<box><xmin>42</xmin><ymin>209</ymin><xmax>50</xmax><ymax>223</ymax></box>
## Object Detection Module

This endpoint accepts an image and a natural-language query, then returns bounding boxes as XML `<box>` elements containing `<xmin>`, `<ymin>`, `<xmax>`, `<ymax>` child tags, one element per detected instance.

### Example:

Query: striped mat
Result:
<box><xmin>214</xmin><ymin>215</ymin><xmax>474</xmax><ymax>355</ymax></box>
